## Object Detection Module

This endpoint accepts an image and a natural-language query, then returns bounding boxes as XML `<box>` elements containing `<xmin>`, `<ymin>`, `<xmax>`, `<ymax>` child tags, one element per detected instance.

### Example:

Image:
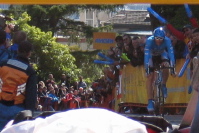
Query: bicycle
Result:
<box><xmin>152</xmin><ymin>65</ymin><xmax>175</xmax><ymax>117</ymax></box>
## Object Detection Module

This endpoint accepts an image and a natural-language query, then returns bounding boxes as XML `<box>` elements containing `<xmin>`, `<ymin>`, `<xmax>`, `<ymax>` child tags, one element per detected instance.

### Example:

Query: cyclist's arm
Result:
<box><xmin>144</xmin><ymin>38</ymin><xmax>152</xmax><ymax>69</ymax></box>
<box><xmin>166</xmin><ymin>23</ymin><xmax>185</xmax><ymax>41</ymax></box>
<box><xmin>165</xmin><ymin>38</ymin><xmax>175</xmax><ymax>67</ymax></box>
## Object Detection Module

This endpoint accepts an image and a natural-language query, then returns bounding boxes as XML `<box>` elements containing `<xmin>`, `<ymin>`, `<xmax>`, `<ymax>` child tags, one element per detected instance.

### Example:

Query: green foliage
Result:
<box><xmin>15</xmin><ymin>12</ymin><xmax>81</xmax><ymax>82</ymax></box>
<box><xmin>150</xmin><ymin>4</ymin><xmax>199</xmax><ymax>30</ymax></box>
<box><xmin>71</xmin><ymin>50</ymin><xmax>106</xmax><ymax>86</ymax></box>
<box><xmin>5</xmin><ymin>5</ymin><xmax>121</xmax><ymax>37</ymax></box>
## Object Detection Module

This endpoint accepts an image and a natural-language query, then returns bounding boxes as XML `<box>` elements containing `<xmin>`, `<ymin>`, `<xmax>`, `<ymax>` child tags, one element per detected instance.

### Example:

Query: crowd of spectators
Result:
<box><xmin>36</xmin><ymin>74</ymin><xmax>113</xmax><ymax>111</ymax></box>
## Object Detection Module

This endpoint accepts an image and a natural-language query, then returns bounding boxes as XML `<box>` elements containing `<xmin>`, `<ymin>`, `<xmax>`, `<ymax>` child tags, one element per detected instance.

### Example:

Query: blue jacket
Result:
<box><xmin>144</xmin><ymin>36</ymin><xmax>175</xmax><ymax>68</ymax></box>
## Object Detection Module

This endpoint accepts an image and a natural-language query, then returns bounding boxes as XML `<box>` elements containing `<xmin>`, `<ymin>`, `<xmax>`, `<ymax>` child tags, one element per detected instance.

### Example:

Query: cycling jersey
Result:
<box><xmin>144</xmin><ymin>36</ymin><xmax>175</xmax><ymax>68</ymax></box>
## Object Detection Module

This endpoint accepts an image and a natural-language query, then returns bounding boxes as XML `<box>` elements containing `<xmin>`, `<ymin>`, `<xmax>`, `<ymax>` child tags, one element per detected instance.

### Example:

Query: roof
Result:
<box><xmin>120</xmin><ymin>31</ymin><xmax>153</xmax><ymax>36</ymax></box>
<box><xmin>105</xmin><ymin>10</ymin><xmax>151</xmax><ymax>26</ymax></box>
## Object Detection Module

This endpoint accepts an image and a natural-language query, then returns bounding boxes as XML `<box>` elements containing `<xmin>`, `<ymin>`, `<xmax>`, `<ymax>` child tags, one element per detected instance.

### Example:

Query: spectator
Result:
<box><xmin>37</xmin><ymin>84</ymin><xmax>46</xmax><ymax>98</ymax></box>
<box><xmin>165</xmin><ymin>17</ymin><xmax>198</xmax><ymax>57</ymax></box>
<box><xmin>123</xmin><ymin>34</ymin><xmax>132</xmax><ymax>47</ymax></box>
<box><xmin>78</xmin><ymin>87</ymin><xmax>87</xmax><ymax>107</ymax></box>
<box><xmin>37</xmin><ymin>84</ymin><xmax>47</xmax><ymax>110</ymax></box>
<box><xmin>60</xmin><ymin>90</ymin><xmax>75</xmax><ymax>110</ymax></box>
<box><xmin>58</xmin><ymin>88</ymin><xmax>68</xmax><ymax>111</ymax></box>
<box><xmin>190</xmin><ymin>28</ymin><xmax>199</xmax><ymax>59</ymax></box>
<box><xmin>73</xmin><ymin>90</ymin><xmax>79</xmax><ymax>98</ymax></box>
<box><xmin>139</xmin><ymin>35</ymin><xmax>147</xmax><ymax>52</ymax></box>
<box><xmin>73</xmin><ymin>81</ymin><xmax>79</xmax><ymax>90</ymax></box>
<box><xmin>77</xmin><ymin>76</ymin><xmax>87</xmax><ymax>90</ymax></box>
<box><xmin>86</xmin><ymin>88</ymin><xmax>95</xmax><ymax>106</ymax></box>
<box><xmin>47</xmin><ymin>83</ymin><xmax>54</xmax><ymax>92</ymax></box>
<box><xmin>9</xmin><ymin>31</ymin><xmax>27</xmax><ymax>58</ymax></box>
<box><xmin>45</xmin><ymin>74</ymin><xmax>56</xmax><ymax>87</ymax></box>
<box><xmin>4</xmin><ymin>23</ymin><xmax>16</xmax><ymax>48</ymax></box>
<box><xmin>59</xmin><ymin>73</ymin><xmax>70</xmax><ymax>88</ymax></box>
<box><xmin>187</xmin><ymin>28</ymin><xmax>199</xmax><ymax>78</ymax></box>
<box><xmin>115</xmin><ymin>35</ymin><xmax>124</xmax><ymax>51</ymax></box>
<box><xmin>103</xmin><ymin>67</ymin><xmax>115</xmax><ymax>82</ymax></box>
<box><xmin>42</xmin><ymin>86</ymin><xmax>48</xmax><ymax>96</ymax></box>
<box><xmin>107</xmin><ymin>47</ymin><xmax>119</xmax><ymax>61</ymax></box>
<box><xmin>123</xmin><ymin>34</ymin><xmax>132</xmax><ymax>59</ymax></box>
<box><xmin>38</xmin><ymin>81</ymin><xmax>45</xmax><ymax>88</ymax></box>
<box><xmin>48</xmin><ymin>89</ymin><xmax>59</xmax><ymax>111</ymax></box>
<box><xmin>115</xmin><ymin>35</ymin><xmax>124</xmax><ymax>56</ymax></box>
<box><xmin>169</xmin><ymin>35</ymin><xmax>187</xmax><ymax>59</ymax></box>
<box><xmin>0</xmin><ymin>30</ymin><xmax>6</xmax><ymax>49</ymax></box>
<box><xmin>130</xmin><ymin>36</ymin><xmax>144</xmax><ymax>67</ymax></box>
<box><xmin>0</xmin><ymin>41</ymin><xmax>37</xmax><ymax>130</ymax></box>
<box><xmin>0</xmin><ymin>30</ymin><xmax>12</xmax><ymax>62</ymax></box>
<box><xmin>58</xmin><ymin>84</ymin><xmax>67</xmax><ymax>99</ymax></box>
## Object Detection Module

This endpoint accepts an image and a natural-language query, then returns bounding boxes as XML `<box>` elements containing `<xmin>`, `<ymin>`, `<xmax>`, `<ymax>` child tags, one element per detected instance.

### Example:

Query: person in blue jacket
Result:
<box><xmin>144</xmin><ymin>27</ymin><xmax>176</xmax><ymax>112</ymax></box>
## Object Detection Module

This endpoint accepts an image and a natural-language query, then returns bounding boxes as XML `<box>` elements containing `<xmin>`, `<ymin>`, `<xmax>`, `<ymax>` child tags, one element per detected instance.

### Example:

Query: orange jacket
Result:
<box><xmin>0</xmin><ymin>57</ymin><xmax>37</xmax><ymax>111</ymax></box>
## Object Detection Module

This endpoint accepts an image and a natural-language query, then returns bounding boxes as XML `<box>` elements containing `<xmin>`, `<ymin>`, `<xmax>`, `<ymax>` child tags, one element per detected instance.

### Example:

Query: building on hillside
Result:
<box><xmin>104</xmin><ymin>4</ymin><xmax>152</xmax><ymax>37</ymax></box>
<box><xmin>56</xmin><ymin>4</ymin><xmax>152</xmax><ymax>50</ymax></box>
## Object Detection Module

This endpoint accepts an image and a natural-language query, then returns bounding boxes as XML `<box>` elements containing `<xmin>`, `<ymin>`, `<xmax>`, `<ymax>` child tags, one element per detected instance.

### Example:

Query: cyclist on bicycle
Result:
<box><xmin>144</xmin><ymin>27</ymin><xmax>176</xmax><ymax>112</ymax></box>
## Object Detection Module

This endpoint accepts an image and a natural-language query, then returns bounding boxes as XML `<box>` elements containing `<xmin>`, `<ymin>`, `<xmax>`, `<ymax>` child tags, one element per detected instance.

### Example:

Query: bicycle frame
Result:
<box><xmin>153</xmin><ymin>68</ymin><xmax>164</xmax><ymax>117</ymax></box>
<box><xmin>153</xmin><ymin>66</ymin><xmax>173</xmax><ymax>117</ymax></box>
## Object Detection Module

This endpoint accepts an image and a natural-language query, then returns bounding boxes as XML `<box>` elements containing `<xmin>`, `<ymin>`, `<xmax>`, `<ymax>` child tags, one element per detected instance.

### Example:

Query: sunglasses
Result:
<box><xmin>155</xmin><ymin>37</ymin><xmax>164</xmax><ymax>40</ymax></box>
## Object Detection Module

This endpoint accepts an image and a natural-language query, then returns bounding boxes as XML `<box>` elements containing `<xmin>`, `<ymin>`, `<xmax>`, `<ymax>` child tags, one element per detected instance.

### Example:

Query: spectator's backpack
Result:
<box><xmin>0</xmin><ymin>47</ymin><xmax>14</xmax><ymax>62</ymax></box>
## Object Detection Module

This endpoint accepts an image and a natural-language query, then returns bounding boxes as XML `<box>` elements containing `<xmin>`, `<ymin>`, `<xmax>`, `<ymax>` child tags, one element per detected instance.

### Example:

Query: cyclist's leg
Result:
<box><xmin>146</xmin><ymin>72</ymin><xmax>155</xmax><ymax>99</ymax></box>
<box><xmin>146</xmin><ymin>58</ymin><xmax>155</xmax><ymax>111</ymax></box>
<box><xmin>146</xmin><ymin>73</ymin><xmax>155</xmax><ymax>112</ymax></box>
<box><xmin>161</xmin><ymin>51</ymin><xmax>170</xmax><ymax>98</ymax></box>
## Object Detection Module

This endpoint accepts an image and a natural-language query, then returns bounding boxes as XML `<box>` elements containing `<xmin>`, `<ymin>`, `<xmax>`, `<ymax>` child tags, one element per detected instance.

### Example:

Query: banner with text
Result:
<box><xmin>93</xmin><ymin>32</ymin><xmax>116</xmax><ymax>50</ymax></box>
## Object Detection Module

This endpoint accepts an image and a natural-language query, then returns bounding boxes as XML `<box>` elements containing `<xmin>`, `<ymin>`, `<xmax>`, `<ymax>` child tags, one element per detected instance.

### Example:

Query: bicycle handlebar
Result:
<box><xmin>153</xmin><ymin>66</ymin><xmax>176</xmax><ymax>76</ymax></box>
<box><xmin>154</xmin><ymin>66</ymin><xmax>174</xmax><ymax>70</ymax></box>
<box><xmin>146</xmin><ymin>66</ymin><xmax>176</xmax><ymax>76</ymax></box>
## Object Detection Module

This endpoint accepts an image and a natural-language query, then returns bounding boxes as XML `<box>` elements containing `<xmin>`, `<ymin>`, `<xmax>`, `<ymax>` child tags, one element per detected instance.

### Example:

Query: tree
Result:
<box><xmin>150</xmin><ymin>4</ymin><xmax>199</xmax><ymax>30</ymax></box>
<box><xmin>71</xmin><ymin>50</ymin><xmax>106</xmax><ymax>86</ymax></box>
<box><xmin>6</xmin><ymin>5</ymin><xmax>123</xmax><ymax>37</ymax></box>
<box><xmin>16</xmin><ymin>12</ymin><xmax>81</xmax><ymax>82</ymax></box>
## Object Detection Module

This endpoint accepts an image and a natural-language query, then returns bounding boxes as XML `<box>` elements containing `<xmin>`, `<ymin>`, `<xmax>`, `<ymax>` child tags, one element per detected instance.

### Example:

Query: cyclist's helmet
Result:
<box><xmin>153</xmin><ymin>27</ymin><xmax>165</xmax><ymax>39</ymax></box>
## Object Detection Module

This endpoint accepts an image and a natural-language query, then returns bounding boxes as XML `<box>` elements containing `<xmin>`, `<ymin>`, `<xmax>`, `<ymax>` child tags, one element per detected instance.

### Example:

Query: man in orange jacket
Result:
<box><xmin>0</xmin><ymin>40</ymin><xmax>37</xmax><ymax>130</ymax></box>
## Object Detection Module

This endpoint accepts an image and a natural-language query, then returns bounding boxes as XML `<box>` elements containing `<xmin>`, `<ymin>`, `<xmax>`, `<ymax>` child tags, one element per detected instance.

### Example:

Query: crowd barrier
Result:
<box><xmin>116</xmin><ymin>59</ymin><xmax>192</xmax><ymax>112</ymax></box>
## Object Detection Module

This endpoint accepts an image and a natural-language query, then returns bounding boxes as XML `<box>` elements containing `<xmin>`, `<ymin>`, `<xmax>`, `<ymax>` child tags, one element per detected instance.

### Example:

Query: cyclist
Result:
<box><xmin>144</xmin><ymin>27</ymin><xmax>176</xmax><ymax>112</ymax></box>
